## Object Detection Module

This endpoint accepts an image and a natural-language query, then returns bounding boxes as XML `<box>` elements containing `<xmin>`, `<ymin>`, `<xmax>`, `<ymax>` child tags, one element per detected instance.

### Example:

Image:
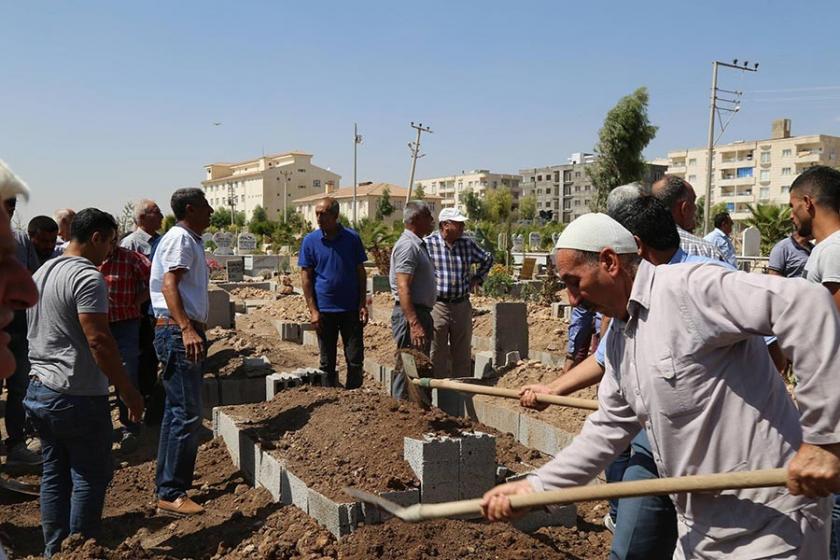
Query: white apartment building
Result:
<box><xmin>202</xmin><ymin>152</ymin><xmax>341</xmax><ymax>221</ymax></box>
<box><xmin>667</xmin><ymin>119</ymin><xmax>840</xmax><ymax>222</ymax></box>
<box><xmin>413</xmin><ymin>170</ymin><xmax>521</xmax><ymax>212</ymax></box>
<box><xmin>293</xmin><ymin>182</ymin><xmax>442</xmax><ymax>228</ymax></box>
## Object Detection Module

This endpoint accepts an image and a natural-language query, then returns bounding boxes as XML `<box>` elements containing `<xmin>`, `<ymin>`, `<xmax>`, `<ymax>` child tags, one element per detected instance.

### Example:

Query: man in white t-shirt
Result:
<box><xmin>149</xmin><ymin>188</ymin><xmax>213</xmax><ymax>518</ymax></box>
<box><xmin>790</xmin><ymin>165</ymin><xmax>840</xmax><ymax>559</ymax></box>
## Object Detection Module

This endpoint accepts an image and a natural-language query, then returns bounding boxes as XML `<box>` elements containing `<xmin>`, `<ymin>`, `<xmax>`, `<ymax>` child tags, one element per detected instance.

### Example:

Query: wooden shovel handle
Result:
<box><xmin>407</xmin><ymin>468</ymin><xmax>789</xmax><ymax>521</ymax></box>
<box><xmin>413</xmin><ymin>377</ymin><xmax>599</xmax><ymax>411</ymax></box>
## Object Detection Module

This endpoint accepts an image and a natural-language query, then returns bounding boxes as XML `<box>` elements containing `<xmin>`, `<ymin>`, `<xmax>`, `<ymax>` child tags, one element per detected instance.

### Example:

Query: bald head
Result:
<box><xmin>315</xmin><ymin>197</ymin><xmax>340</xmax><ymax>235</ymax></box>
<box><xmin>53</xmin><ymin>208</ymin><xmax>76</xmax><ymax>241</ymax></box>
<box><xmin>651</xmin><ymin>175</ymin><xmax>697</xmax><ymax>232</ymax></box>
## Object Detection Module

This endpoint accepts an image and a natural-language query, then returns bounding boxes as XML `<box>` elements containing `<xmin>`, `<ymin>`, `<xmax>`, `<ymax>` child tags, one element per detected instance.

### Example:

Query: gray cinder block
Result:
<box><xmin>491</xmin><ymin>302</ymin><xmax>528</xmax><ymax>361</ymax></box>
<box><xmin>471</xmin><ymin>398</ymin><xmax>521</xmax><ymax>437</ymax></box>
<box><xmin>361</xmin><ymin>488</ymin><xmax>420</xmax><ymax>525</ymax></box>
<box><xmin>517</xmin><ymin>413</ymin><xmax>576</xmax><ymax>456</ymax></box>
<box><xmin>404</xmin><ymin>435</ymin><xmax>461</xmax><ymax>504</ymax></box>
<box><xmin>513</xmin><ymin>504</ymin><xmax>577</xmax><ymax>533</ymax></box>
<box><xmin>473</xmin><ymin>351</ymin><xmax>495</xmax><ymax>379</ymax></box>
<box><xmin>458</xmin><ymin>431</ymin><xmax>497</xmax><ymax>499</ymax></box>
<box><xmin>281</xmin><ymin>469</ymin><xmax>310</xmax><ymax>511</ymax></box>
<box><xmin>257</xmin><ymin>450</ymin><xmax>286</xmax><ymax>502</ymax></box>
<box><xmin>307</xmin><ymin>488</ymin><xmax>360</xmax><ymax>538</ymax></box>
<box><xmin>302</xmin><ymin>329</ymin><xmax>319</xmax><ymax>348</ymax></box>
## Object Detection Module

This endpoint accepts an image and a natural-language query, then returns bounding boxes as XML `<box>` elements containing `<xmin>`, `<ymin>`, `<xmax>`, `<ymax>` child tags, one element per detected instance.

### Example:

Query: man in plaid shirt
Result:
<box><xmin>425</xmin><ymin>207</ymin><xmax>493</xmax><ymax>378</ymax></box>
<box><xmin>99</xmin><ymin>239</ymin><xmax>151</xmax><ymax>449</ymax></box>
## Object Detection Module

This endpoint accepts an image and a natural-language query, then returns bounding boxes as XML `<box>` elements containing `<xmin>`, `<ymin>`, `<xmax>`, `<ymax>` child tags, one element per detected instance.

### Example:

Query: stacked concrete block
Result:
<box><xmin>366</xmin><ymin>275</ymin><xmax>390</xmax><ymax>294</ymax></box>
<box><xmin>207</xmin><ymin>285</ymin><xmax>233</xmax><ymax>328</ymax></box>
<box><xmin>551</xmin><ymin>302</ymin><xmax>572</xmax><ymax>320</ymax></box>
<box><xmin>517</xmin><ymin>414</ymin><xmax>576</xmax><ymax>457</ymax></box>
<box><xmin>432</xmin><ymin>387</ymin><xmax>469</xmax><ymax>417</ymax></box>
<box><xmin>202</xmin><ymin>377</ymin><xmax>268</xmax><ymax>419</ymax></box>
<box><xmin>491</xmin><ymin>302</ymin><xmax>529</xmax><ymax>363</ymax></box>
<box><xmin>308</xmin><ymin>489</ymin><xmax>360</xmax><ymax>537</ymax></box>
<box><xmin>213</xmin><ymin>410</ymin><xmax>261</xmax><ymax>482</ymax></box>
<box><xmin>473</xmin><ymin>351</ymin><xmax>495</xmax><ymax>379</ymax></box>
<box><xmin>280</xmin><ymin>469</ymin><xmax>310</xmax><ymax>511</ymax></box>
<box><xmin>257</xmin><ymin>451</ymin><xmax>286</xmax><ymax>502</ymax></box>
<box><xmin>457</xmin><ymin>431</ymin><xmax>496</xmax><ymax>499</ymax></box>
<box><xmin>468</xmin><ymin>397</ymin><xmax>521</xmax><ymax>436</ymax></box>
<box><xmin>302</xmin><ymin>329</ymin><xmax>319</xmax><ymax>348</ymax></box>
<box><xmin>360</xmin><ymin>489</ymin><xmax>420</xmax><ymax>525</ymax></box>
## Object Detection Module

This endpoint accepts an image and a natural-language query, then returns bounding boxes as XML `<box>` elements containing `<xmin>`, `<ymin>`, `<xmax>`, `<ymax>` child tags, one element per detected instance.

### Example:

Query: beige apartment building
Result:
<box><xmin>667</xmin><ymin>119</ymin><xmax>840</xmax><ymax>223</ymax></box>
<box><xmin>293</xmin><ymin>182</ymin><xmax>442</xmax><ymax>228</ymax></box>
<box><xmin>202</xmin><ymin>152</ymin><xmax>341</xmax><ymax>221</ymax></box>
<box><xmin>413</xmin><ymin>170</ymin><xmax>521</xmax><ymax>212</ymax></box>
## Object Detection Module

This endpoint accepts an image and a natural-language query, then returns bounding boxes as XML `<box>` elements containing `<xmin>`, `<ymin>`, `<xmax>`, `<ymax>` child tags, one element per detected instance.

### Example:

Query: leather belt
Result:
<box><xmin>155</xmin><ymin>317</ymin><xmax>207</xmax><ymax>331</ymax></box>
<box><xmin>436</xmin><ymin>295</ymin><xmax>467</xmax><ymax>304</ymax></box>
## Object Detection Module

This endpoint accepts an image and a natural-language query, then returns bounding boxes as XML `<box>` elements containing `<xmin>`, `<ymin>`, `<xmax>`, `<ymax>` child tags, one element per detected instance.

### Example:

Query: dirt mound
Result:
<box><xmin>203</xmin><ymin>327</ymin><xmax>320</xmax><ymax>378</ymax></box>
<box><xmin>228</xmin><ymin>386</ymin><xmax>550</xmax><ymax>502</ymax></box>
<box><xmin>227</xmin><ymin>287</ymin><xmax>277</xmax><ymax>300</ymax></box>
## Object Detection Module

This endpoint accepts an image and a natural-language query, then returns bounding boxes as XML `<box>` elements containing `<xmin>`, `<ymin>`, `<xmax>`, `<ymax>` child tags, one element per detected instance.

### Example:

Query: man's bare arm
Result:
<box><xmin>162</xmin><ymin>268</ymin><xmax>204</xmax><ymax>362</ymax></box>
<box><xmin>396</xmin><ymin>272</ymin><xmax>426</xmax><ymax>349</ymax></box>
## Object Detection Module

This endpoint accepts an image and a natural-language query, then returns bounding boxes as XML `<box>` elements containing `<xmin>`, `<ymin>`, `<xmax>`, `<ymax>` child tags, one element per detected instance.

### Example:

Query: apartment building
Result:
<box><xmin>413</xmin><ymin>170</ymin><xmax>521</xmax><ymax>212</ymax></box>
<box><xmin>666</xmin><ymin>119</ymin><xmax>840</xmax><ymax>222</ymax></box>
<box><xmin>202</xmin><ymin>152</ymin><xmax>341</xmax><ymax>221</ymax></box>
<box><xmin>520</xmin><ymin>153</ymin><xmax>667</xmax><ymax>223</ymax></box>
<box><xmin>293</xmin><ymin>182</ymin><xmax>441</xmax><ymax>228</ymax></box>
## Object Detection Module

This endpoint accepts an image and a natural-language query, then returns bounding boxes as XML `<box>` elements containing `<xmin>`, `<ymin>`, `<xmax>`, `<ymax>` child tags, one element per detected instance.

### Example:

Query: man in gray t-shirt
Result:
<box><xmin>768</xmin><ymin>233</ymin><xmax>813</xmax><ymax>279</ymax></box>
<box><xmin>389</xmin><ymin>201</ymin><xmax>436</xmax><ymax>401</ymax></box>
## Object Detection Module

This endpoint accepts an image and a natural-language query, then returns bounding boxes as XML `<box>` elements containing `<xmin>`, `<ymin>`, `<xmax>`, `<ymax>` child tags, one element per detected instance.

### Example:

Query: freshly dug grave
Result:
<box><xmin>227</xmin><ymin>286</ymin><xmax>278</xmax><ymax>301</ymax></box>
<box><xmin>203</xmin><ymin>326</ymin><xmax>320</xmax><ymax>379</ymax></box>
<box><xmin>473</xmin><ymin>302</ymin><xmax>569</xmax><ymax>356</ymax></box>
<box><xmin>227</xmin><ymin>386</ymin><xmax>551</xmax><ymax>502</ymax></box>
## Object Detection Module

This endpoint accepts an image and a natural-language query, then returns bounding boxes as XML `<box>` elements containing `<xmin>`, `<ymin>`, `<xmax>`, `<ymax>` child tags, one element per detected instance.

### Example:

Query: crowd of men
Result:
<box><xmin>2</xmin><ymin>156</ymin><xmax>840</xmax><ymax>558</ymax></box>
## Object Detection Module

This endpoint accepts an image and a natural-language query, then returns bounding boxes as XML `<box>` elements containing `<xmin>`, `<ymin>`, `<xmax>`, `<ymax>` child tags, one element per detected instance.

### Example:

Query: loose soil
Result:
<box><xmin>203</xmin><ymin>326</ymin><xmax>320</xmax><ymax>379</ymax></box>
<box><xmin>227</xmin><ymin>386</ymin><xmax>552</xmax><ymax>502</ymax></box>
<box><xmin>473</xmin><ymin>302</ymin><xmax>569</xmax><ymax>356</ymax></box>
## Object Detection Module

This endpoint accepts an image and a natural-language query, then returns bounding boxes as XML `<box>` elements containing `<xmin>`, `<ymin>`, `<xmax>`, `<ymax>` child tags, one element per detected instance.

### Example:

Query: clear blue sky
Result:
<box><xmin>3</xmin><ymin>0</ymin><xmax>840</xmax><ymax>224</ymax></box>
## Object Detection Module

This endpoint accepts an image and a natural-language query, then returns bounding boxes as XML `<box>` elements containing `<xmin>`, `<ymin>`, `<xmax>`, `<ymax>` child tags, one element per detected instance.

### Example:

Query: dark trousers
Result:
<box><xmin>139</xmin><ymin>306</ymin><xmax>164</xmax><ymax>425</ymax></box>
<box><xmin>3</xmin><ymin>329</ymin><xmax>32</xmax><ymax>448</ymax></box>
<box><xmin>24</xmin><ymin>380</ymin><xmax>113</xmax><ymax>558</ymax></box>
<box><xmin>153</xmin><ymin>325</ymin><xmax>205</xmax><ymax>502</ymax></box>
<box><xmin>110</xmin><ymin>319</ymin><xmax>141</xmax><ymax>434</ymax></box>
<box><xmin>317</xmin><ymin>311</ymin><xmax>364</xmax><ymax>389</ymax></box>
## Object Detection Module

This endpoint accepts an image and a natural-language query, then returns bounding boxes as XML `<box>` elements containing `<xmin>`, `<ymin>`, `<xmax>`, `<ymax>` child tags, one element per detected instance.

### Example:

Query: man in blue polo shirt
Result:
<box><xmin>299</xmin><ymin>197</ymin><xmax>368</xmax><ymax>388</ymax></box>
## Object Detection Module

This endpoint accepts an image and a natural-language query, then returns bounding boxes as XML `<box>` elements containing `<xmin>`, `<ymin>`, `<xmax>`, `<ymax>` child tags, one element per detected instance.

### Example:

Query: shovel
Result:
<box><xmin>345</xmin><ymin>468</ymin><xmax>788</xmax><ymax>523</ymax></box>
<box><xmin>411</xmin><ymin>377</ymin><xmax>598</xmax><ymax>411</ymax></box>
<box><xmin>0</xmin><ymin>474</ymin><xmax>39</xmax><ymax>496</ymax></box>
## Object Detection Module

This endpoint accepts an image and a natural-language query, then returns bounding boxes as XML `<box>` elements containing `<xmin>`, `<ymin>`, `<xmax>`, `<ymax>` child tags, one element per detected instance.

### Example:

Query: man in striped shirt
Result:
<box><xmin>651</xmin><ymin>175</ymin><xmax>725</xmax><ymax>260</ymax></box>
<box><xmin>424</xmin><ymin>208</ymin><xmax>493</xmax><ymax>378</ymax></box>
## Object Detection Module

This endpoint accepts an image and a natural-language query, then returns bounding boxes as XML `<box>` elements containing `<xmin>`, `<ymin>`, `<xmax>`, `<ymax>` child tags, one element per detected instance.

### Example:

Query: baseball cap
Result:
<box><xmin>439</xmin><ymin>207</ymin><xmax>467</xmax><ymax>223</ymax></box>
<box><xmin>0</xmin><ymin>160</ymin><xmax>29</xmax><ymax>202</ymax></box>
<box><xmin>554</xmin><ymin>213</ymin><xmax>638</xmax><ymax>254</ymax></box>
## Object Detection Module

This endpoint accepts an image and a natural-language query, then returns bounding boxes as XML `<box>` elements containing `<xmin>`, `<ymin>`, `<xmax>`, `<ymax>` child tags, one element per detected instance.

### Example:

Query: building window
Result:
<box><xmin>313</xmin><ymin>179</ymin><xmax>321</xmax><ymax>188</ymax></box>
<box><xmin>782</xmin><ymin>167</ymin><xmax>792</xmax><ymax>176</ymax></box>
<box><xmin>759</xmin><ymin>187</ymin><xmax>770</xmax><ymax>200</ymax></box>
<box><xmin>574</xmin><ymin>200</ymin><xmax>581</xmax><ymax>206</ymax></box>
<box><xmin>781</xmin><ymin>185</ymin><xmax>790</xmax><ymax>194</ymax></box>
<box><xmin>760</xmin><ymin>152</ymin><xmax>771</xmax><ymax>163</ymax></box>
<box><xmin>759</xmin><ymin>170</ymin><xmax>770</xmax><ymax>181</ymax></box>
<box><xmin>688</xmin><ymin>175</ymin><xmax>697</xmax><ymax>183</ymax></box>
<box><xmin>575</xmin><ymin>172</ymin><xmax>581</xmax><ymax>178</ymax></box>
<box><xmin>726</xmin><ymin>202</ymin><xmax>735</xmax><ymax>212</ymax></box>
<box><xmin>584</xmin><ymin>199</ymin><xmax>590</xmax><ymax>206</ymax></box>
<box><xmin>575</xmin><ymin>186</ymin><xmax>581</xmax><ymax>192</ymax></box>
<box><xmin>688</xmin><ymin>158</ymin><xmax>697</xmax><ymax>166</ymax></box>
<box><xmin>782</xmin><ymin>149</ymin><xmax>792</xmax><ymax>157</ymax></box>
<box><xmin>736</xmin><ymin>167</ymin><xmax>753</xmax><ymax>178</ymax></box>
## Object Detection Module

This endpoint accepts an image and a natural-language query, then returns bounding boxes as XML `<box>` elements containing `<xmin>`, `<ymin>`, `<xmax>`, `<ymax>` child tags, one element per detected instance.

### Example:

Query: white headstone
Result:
<box><xmin>512</xmin><ymin>234</ymin><xmax>525</xmax><ymax>252</ymax></box>
<box><xmin>213</xmin><ymin>232</ymin><xmax>234</xmax><ymax>256</ymax></box>
<box><xmin>497</xmin><ymin>232</ymin><xmax>508</xmax><ymax>250</ymax></box>
<box><xmin>528</xmin><ymin>232</ymin><xmax>542</xmax><ymax>251</ymax></box>
<box><xmin>201</xmin><ymin>232</ymin><xmax>213</xmax><ymax>244</ymax></box>
<box><xmin>552</xmin><ymin>232</ymin><xmax>561</xmax><ymax>246</ymax></box>
<box><xmin>237</xmin><ymin>232</ymin><xmax>257</xmax><ymax>255</ymax></box>
<box><xmin>741</xmin><ymin>226</ymin><xmax>761</xmax><ymax>257</ymax></box>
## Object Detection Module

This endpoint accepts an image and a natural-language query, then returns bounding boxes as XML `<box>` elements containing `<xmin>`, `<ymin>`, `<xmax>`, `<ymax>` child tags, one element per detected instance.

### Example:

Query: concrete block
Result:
<box><xmin>551</xmin><ymin>302</ymin><xmax>571</xmax><ymax>320</ymax></box>
<box><xmin>265</xmin><ymin>373</ymin><xmax>284</xmax><ymax>400</ymax></box>
<box><xmin>302</xmin><ymin>329</ymin><xmax>319</xmax><ymax>348</ymax></box>
<box><xmin>382</xmin><ymin>366</ymin><xmax>396</xmax><ymax>396</ymax></box>
<box><xmin>471</xmin><ymin>335</ymin><xmax>492</xmax><ymax>352</ymax></box>
<box><xmin>404</xmin><ymin>435</ymin><xmax>461</xmax><ymax>503</ymax></box>
<box><xmin>234</xmin><ymin>301</ymin><xmax>246</xmax><ymax>314</ymax></box>
<box><xmin>274</xmin><ymin>320</ymin><xmax>303</xmax><ymax>343</ymax></box>
<box><xmin>281</xmin><ymin>469</ymin><xmax>310</xmax><ymax>511</ymax></box>
<box><xmin>517</xmin><ymin>413</ymin><xmax>575</xmax><ymax>456</ymax></box>
<box><xmin>257</xmin><ymin>451</ymin><xmax>286</xmax><ymax>502</ymax></box>
<box><xmin>305</xmin><ymin>368</ymin><xmax>328</xmax><ymax>386</ymax></box>
<box><xmin>244</xmin><ymin>355</ymin><xmax>271</xmax><ymax>369</ymax></box>
<box><xmin>432</xmin><ymin>388</ymin><xmax>468</xmax><ymax>417</ymax></box>
<box><xmin>307</xmin><ymin>488</ymin><xmax>360</xmax><ymax>538</ymax></box>
<box><xmin>513</xmin><ymin>505</ymin><xmax>577</xmax><ymax>533</ymax></box>
<box><xmin>361</xmin><ymin>489</ymin><xmax>420</xmax><ymax>525</ymax></box>
<box><xmin>366</xmin><ymin>275</ymin><xmax>390</xmax><ymax>294</ymax></box>
<box><xmin>364</xmin><ymin>358</ymin><xmax>381</xmax><ymax>380</ymax></box>
<box><xmin>492</xmin><ymin>302</ymin><xmax>529</xmax><ymax>361</ymax></box>
<box><xmin>207</xmin><ymin>285</ymin><xmax>233</xmax><ymax>329</ymax></box>
<box><xmin>473</xmin><ymin>351</ymin><xmax>495</xmax><ymax>379</ymax></box>
<box><xmin>469</xmin><ymin>399</ymin><xmax>520</xmax><ymax>437</ymax></box>
<box><xmin>458</xmin><ymin>432</ymin><xmax>497</xmax><ymax>499</ymax></box>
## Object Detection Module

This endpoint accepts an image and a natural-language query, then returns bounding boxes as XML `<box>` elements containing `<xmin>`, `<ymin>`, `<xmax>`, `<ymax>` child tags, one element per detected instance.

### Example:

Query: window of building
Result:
<box><xmin>760</xmin><ymin>151</ymin><xmax>771</xmax><ymax>163</ymax></box>
<box><xmin>688</xmin><ymin>175</ymin><xmax>697</xmax><ymax>183</ymax></box>
<box><xmin>537</xmin><ymin>175</ymin><xmax>542</xmax><ymax>181</ymax></box>
<box><xmin>759</xmin><ymin>170</ymin><xmax>770</xmax><ymax>181</ymax></box>
<box><xmin>297</xmin><ymin>169</ymin><xmax>306</xmax><ymax>173</ymax></box>
<box><xmin>298</xmin><ymin>184</ymin><xmax>306</xmax><ymax>189</ymax></box>
<box><xmin>313</xmin><ymin>179</ymin><xmax>321</xmax><ymax>188</ymax></box>
<box><xmin>736</xmin><ymin>167</ymin><xmax>753</xmax><ymax>178</ymax></box>
<box><xmin>782</xmin><ymin>167</ymin><xmax>792</xmax><ymax>176</ymax></box>
<box><xmin>782</xmin><ymin>148</ymin><xmax>792</xmax><ymax>157</ymax></box>
<box><xmin>781</xmin><ymin>185</ymin><xmax>790</xmax><ymax>194</ymax></box>
<box><xmin>575</xmin><ymin>172</ymin><xmax>581</xmax><ymax>178</ymax></box>
<box><xmin>584</xmin><ymin>199</ymin><xmax>590</xmax><ymax>206</ymax></box>
<box><xmin>760</xmin><ymin>187</ymin><xmax>770</xmax><ymax>200</ymax></box>
<box><xmin>575</xmin><ymin>186</ymin><xmax>581</xmax><ymax>192</ymax></box>
<box><xmin>574</xmin><ymin>200</ymin><xmax>581</xmax><ymax>206</ymax></box>
<box><xmin>688</xmin><ymin>158</ymin><xmax>697</xmax><ymax>166</ymax></box>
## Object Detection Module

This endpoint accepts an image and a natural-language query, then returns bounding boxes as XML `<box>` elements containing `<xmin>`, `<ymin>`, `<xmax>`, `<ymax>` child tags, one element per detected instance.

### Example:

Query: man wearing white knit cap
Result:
<box><xmin>482</xmin><ymin>213</ymin><xmax>840</xmax><ymax>558</ymax></box>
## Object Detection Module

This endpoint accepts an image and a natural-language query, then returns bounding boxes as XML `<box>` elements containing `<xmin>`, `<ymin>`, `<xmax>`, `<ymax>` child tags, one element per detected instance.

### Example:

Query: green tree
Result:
<box><xmin>519</xmin><ymin>195</ymin><xmax>537</xmax><ymax>222</ymax></box>
<box><xmin>357</xmin><ymin>218</ymin><xmax>399</xmax><ymax>276</ymax></box>
<box><xmin>461</xmin><ymin>189</ymin><xmax>486</xmax><ymax>221</ymax></box>
<box><xmin>588</xmin><ymin>87</ymin><xmax>658</xmax><ymax>210</ymax></box>
<box><xmin>745</xmin><ymin>203</ymin><xmax>792</xmax><ymax>256</ymax></box>
<box><xmin>248</xmin><ymin>205</ymin><xmax>275</xmax><ymax>237</ymax></box>
<box><xmin>119</xmin><ymin>202</ymin><xmax>135</xmax><ymax>236</ymax></box>
<box><xmin>696</xmin><ymin>197</ymin><xmax>729</xmax><ymax>232</ymax></box>
<box><xmin>162</xmin><ymin>214</ymin><xmax>176</xmax><ymax>232</ymax></box>
<box><xmin>375</xmin><ymin>187</ymin><xmax>395</xmax><ymax>221</ymax></box>
<box><xmin>414</xmin><ymin>184</ymin><xmax>426</xmax><ymax>199</ymax></box>
<box><xmin>484</xmin><ymin>187</ymin><xmax>515</xmax><ymax>265</ymax></box>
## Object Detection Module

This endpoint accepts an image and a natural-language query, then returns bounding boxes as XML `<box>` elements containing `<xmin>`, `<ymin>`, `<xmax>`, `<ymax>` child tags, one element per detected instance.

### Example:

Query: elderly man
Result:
<box><xmin>1</xmin><ymin>192</ymin><xmax>42</xmax><ymax>469</ymax></box>
<box><xmin>25</xmin><ymin>208</ymin><xmax>144</xmax><ymax>557</ymax></box>
<box><xmin>27</xmin><ymin>216</ymin><xmax>59</xmax><ymax>265</ymax></box>
<box><xmin>704</xmin><ymin>211</ymin><xmax>737</xmax><ymax>267</ymax></box>
<box><xmin>121</xmin><ymin>199</ymin><xmax>163</xmax><ymax>258</ymax></box>
<box><xmin>299</xmin><ymin>197</ymin><xmax>367</xmax><ymax>388</ymax></box>
<box><xmin>150</xmin><ymin>188</ymin><xmax>213</xmax><ymax>517</ymax></box>
<box><xmin>424</xmin><ymin>207</ymin><xmax>492</xmax><ymax>378</ymax></box>
<box><xmin>53</xmin><ymin>208</ymin><xmax>75</xmax><ymax>256</ymax></box>
<box><xmin>389</xmin><ymin>201</ymin><xmax>435</xmax><ymax>400</ymax></box>
<box><xmin>486</xmin><ymin>212</ymin><xmax>840</xmax><ymax>558</ymax></box>
<box><xmin>651</xmin><ymin>175</ymin><xmax>724</xmax><ymax>260</ymax></box>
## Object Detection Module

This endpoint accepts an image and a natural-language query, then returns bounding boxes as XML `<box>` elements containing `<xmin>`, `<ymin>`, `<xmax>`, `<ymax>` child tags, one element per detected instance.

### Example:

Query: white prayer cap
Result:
<box><xmin>0</xmin><ymin>160</ymin><xmax>29</xmax><ymax>202</ymax></box>
<box><xmin>554</xmin><ymin>213</ymin><xmax>637</xmax><ymax>254</ymax></box>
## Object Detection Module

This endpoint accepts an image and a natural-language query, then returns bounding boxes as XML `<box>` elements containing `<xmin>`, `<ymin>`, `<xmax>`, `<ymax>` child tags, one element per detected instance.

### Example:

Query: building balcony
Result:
<box><xmin>718</xmin><ymin>159</ymin><xmax>754</xmax><ymax>169</ymax></box>
<box><xmin>796</xmin><ymin>151</ymin><xmax>821</xmax><ymax>163</ymax></box>
<box><xmin>717</xmin><ymin>176</ymin><xmax>754</xmax><ymax>187</ymax></box>
<box><xmin>668</xmin><ymin>165</ymin><xmax>686</xmax><ymax>174</ymax></box>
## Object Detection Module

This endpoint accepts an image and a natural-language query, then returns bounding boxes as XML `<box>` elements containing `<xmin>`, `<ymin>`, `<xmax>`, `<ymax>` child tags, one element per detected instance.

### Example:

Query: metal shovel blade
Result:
<box><xmin>0</xmin><ymin>475</ymin><xmax>40</xmax><ymax>496</ymax></box>
<box><xmin>400</xmin><ymin>352</ymin><xmax>419</xmax><ymax>379</ymax></box>
<box><xmin>344</xmin><ymin>487</ymin><xmax>411</xmax><ymax>520</ymax></box>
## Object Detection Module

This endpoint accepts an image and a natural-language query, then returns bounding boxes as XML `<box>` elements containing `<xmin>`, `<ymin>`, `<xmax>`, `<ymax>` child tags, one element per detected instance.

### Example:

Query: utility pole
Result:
<box><xmin>703</xmin><ymin>59</ymin><xmax>759</xmax><ymax>235</ymax></box>
<box><xmin>279</xmin><ymin>169</ymin><xmax>292</xmax><ymax>223</ymax></box>
<box><xmin>353</xmin><ymin>123</ymin><xmax>363</xmax><ymax>224</ymax></box>
<box><xmin>405</xmin><ymin>122</ymin><xmax>432</xmax><ymax>203</ymax></box>
<box><xmin>227</xmin><ymin>183</ymin><xmax>236</xmax><ymax>228</ymax></box>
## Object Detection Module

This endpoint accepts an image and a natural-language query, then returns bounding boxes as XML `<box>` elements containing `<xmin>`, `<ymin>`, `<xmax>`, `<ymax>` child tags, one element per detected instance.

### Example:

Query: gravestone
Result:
<box><xmin>226</xmin><ymin>258</ymin><xmax>244</xmax><ymax>282</ymax></box>
<box><xmin>497</xmin><ymin>232</ymin><xmax>508</xmax><ymax>251</ymax></box>
<box><xmin>520</xmin><ymin>257</ymin><xmax>536</xmax><ymax>280</ymax></box>
<box><xmin>213</xmin><ymin>232</ymin><xmax>235</xmax><ymax>256</ymax></box>
<box><xmin>237</xmin><ymin>232</ymin><xmax>257</xmax><ymax>255</ymax></box>
<box><xmin>552</xmin><ymin>232</ymin><xmax>561</xmax><ymax>247</ymax></box>
<box><xmin>528</xmin><ymin>232</ymin><xmax>542</xmax><ymax>251</ymax></box>
<box><xmin>741</xmin><ymin>226</ymin><xmax>761</xmax><ymax>257</ymax></box>
<box><xmin>512</xmin><ymin>234</ymin><xmax>525</xmax><ymax>252</ymax></box>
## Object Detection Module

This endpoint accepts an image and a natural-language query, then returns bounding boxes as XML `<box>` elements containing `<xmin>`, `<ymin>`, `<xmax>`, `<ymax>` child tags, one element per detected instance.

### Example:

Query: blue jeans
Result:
<box><xmin>24</xmin><ymin>379</ymin><xmax>113</xmax><ymax>558</ymax></box>
<box><xmin>3</xmin><ymin>327</ymin><xmax>32</xmax><ymax>447</ymax></box>
<box><xmin>153</xmin><ymin>325</ymin><xmax>205</xmax><ymax>502</ymax></box>
<box><xmin>610</xmin><ymin>431</ymin><xmax>677</xmax><ymax>560</ymax></box>
<box><xmin>110</xmin><ymin>319</ymin><xmax>141</xmax><ymax>434</ymax></box>
<box><xmin>606</xmin><ymin>446</ymin><xmax>631</xmax><ymax>520</ymax></box>
<box><xmin>831</xmin><ymin>495</ymin><xmax>840</xmax><ymax>559</ymax></box>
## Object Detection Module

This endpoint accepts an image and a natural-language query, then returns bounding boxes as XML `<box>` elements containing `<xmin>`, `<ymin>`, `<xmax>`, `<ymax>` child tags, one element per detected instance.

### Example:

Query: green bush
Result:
<box><xmin>482</xmin><ymin>265</ymin><xmax>514</xmax><ymax>299</ymax></box>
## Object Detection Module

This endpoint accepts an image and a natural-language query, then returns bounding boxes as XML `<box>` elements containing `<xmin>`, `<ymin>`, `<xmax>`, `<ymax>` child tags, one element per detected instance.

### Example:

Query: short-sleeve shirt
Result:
<box><xmin>120</xmin><ymin>229</ymin><xmax>159</xmax><ymax>257</ymax></box>
<box><xmin>150</xmin><ymin>224</ymin><xmax>209</xmax><ymax>323</ymax></box>
<box><xmin>768</xmin><ymin>236</ymin><xmax>812</xmax><ymax>278</ymax></box>
<box><xmin>28</xmin><ymin>256</ymin><xmax>111</xmax><ymax>396</ymax></box>
<box><xmin>805</xmin><ymin>230</ymin><xmax>840</xmax><ymax>286</ymax></box>
<box><xmin>389</xmin><ymin>229</ymin><xmax>436</xmax><ymax>308</ymax></box>
<box><xmin>298</xmin><ymin>226</ymin><xmax>367</xmax><ymax>313</ymax></box>
<box><xmin>99</xmin><ymin>246</ymin><xmax>151</xmax><ymax>322</ymax></box>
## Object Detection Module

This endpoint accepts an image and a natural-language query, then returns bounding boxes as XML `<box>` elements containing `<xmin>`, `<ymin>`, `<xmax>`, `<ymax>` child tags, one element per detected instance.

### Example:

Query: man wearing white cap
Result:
<box><xmin>424</xmin><ymin>207</ymin><xmax>493</xmax><ymax>378</ymax></box>
<box><xmin>482</xmin><ymin>212</ymin><xmax>840</xmax><ymax>558</ymax></box>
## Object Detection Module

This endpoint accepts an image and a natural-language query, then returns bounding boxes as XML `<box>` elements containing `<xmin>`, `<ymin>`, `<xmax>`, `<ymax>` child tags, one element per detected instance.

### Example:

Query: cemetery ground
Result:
<box><xmin>0</xmin><ymin>286</ymin><xmax>615</xmax><ymax>559</ymax></box>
